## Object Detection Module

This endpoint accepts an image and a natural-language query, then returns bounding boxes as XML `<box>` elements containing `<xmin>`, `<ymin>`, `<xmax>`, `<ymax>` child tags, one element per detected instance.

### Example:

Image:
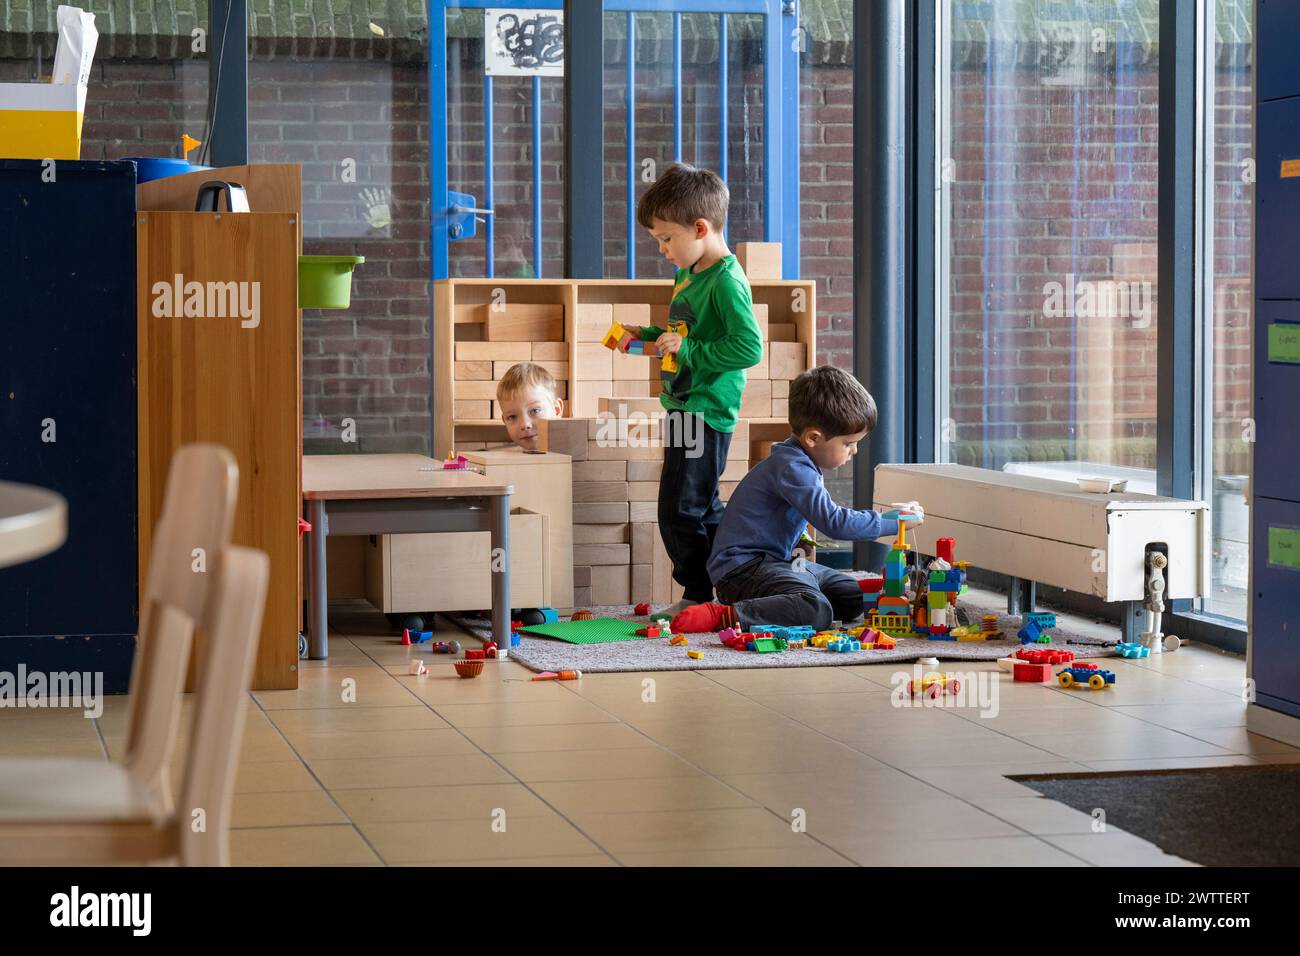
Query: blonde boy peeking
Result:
<box><xmin>633</xmin><ymin>163</ymin><xmax>763</xmax><ymax>616</ymax></box>
<box><xmin>496</xmin><ymin>362</ymin><xmax>563</xmax><ymax>452</ymax></box>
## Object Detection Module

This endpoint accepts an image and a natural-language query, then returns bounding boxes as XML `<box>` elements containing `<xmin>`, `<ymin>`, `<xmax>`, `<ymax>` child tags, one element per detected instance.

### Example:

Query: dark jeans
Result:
<box><xmin>715</xmin><ymin>555</ymin><xmax>864</xmax><ymax>631</ymax></box>
<box><xmin>659</xmin><ymin>410</ymin><xmax>731</xmax><ymax>602</ymax></box>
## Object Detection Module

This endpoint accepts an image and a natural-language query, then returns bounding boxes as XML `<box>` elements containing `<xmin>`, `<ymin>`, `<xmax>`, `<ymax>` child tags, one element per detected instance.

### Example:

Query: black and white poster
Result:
<box><xmin>485</xmin><ymin>8</ymin><xmax>565</xmax><ymax>77</ymax></box>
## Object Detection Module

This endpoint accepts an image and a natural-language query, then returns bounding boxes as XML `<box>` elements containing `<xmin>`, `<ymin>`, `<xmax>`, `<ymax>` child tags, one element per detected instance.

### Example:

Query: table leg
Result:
<box><xmin>307</xmin><ymin>498</ymin><xmax>329</xmax><ymax>660</ymax></box>
<box><xmin>489</xmin><ymin>493</ymin><xmax>511</xmax><ymax>657</ymax></box>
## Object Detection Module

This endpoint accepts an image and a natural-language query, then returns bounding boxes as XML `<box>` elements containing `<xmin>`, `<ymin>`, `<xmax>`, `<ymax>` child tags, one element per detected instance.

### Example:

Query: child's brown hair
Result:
<box><xmin>636</xmin><ymin>162</ymin><xmax>729</xmax><ymax>232</ymax></box>
<box><xmin>495</xmin><ymin>362</ymin><xmax>558</xmax><ymax>404</ymax></box>
<box><xmin>788</xmin><ymin>366</ymin><xmax>878</xmax><ymax>439</ymax></box>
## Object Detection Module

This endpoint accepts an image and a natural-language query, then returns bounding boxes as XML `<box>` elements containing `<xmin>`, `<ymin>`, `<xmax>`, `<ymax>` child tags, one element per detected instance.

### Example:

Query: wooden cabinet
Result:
<box><xmin>136</xmin><ymin>165</ymin><xmax>303</xmax><ymax>690</ymax></box>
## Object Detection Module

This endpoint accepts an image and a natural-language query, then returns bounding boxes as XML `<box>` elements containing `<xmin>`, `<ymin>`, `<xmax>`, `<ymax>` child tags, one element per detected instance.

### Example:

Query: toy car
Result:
<box><xmin>907</xmin><ymin>672</ymin><xmax>961</xmax><ymax>698</ymax></box>
<box><xmin>1056</xmin><ymin>663</ymin><xmax>1115</xmax><ymax>690</ymax></box>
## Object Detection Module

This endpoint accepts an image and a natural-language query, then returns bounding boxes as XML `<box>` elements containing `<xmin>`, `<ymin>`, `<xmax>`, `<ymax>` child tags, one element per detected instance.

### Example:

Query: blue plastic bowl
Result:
<box><xmin>124</xmin><ymin>157</ymin><xmax>213</xmax><ymax>183</ymax></box>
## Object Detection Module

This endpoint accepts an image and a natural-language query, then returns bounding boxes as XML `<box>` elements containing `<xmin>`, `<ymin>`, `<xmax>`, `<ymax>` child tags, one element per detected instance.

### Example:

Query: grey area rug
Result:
<box><xmin>1014</xmin><ymin>764</ymin><xmax>1300</xmax><ymax>866</ymax></box>
<box><xmin>448</xmin><ymin>592</ymin><xmax>1118</xmax><ymax>674</ymax></box>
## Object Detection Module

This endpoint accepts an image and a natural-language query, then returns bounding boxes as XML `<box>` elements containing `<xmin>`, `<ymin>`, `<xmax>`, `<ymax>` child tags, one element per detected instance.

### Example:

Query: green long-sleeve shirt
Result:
<box><xmin>639</xmin><ymin>254</ymin><xmax>763</xmax><ymax>433</ymax></box>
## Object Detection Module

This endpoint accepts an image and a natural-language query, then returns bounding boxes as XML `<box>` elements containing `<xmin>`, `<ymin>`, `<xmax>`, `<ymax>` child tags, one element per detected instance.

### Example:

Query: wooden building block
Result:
<box><xmin>575</xmin><ymin>303</ymin><xmax>613</xmax><ymax>341</ymax></box>
<box><xmin>573</xmin><ymin>481</ymin><xmax>631</xmax><ymax>503</ymax></box>
<box><xmin>769</xmin><ymin>341</ymin><xmax>807</xmax><ymax>380</ymax></box>
<box><xmin>612</xmin><ymin>303</ymin><xmax>651</xmax><ymax>330</ymax></box>
<box><xmin>616</xmin><ymin>379</ymin><xmax>660</xmax><ymax>398</ymax></box>
<box><xmin>586</xmin><ymin>438</ymin><xmax>662</xmax><ymax>460</ymax></box>
<box><xmin>573</xmin><ymin>387</ymin><xmax>610</xmax><ymax>418</ymax></box>
<box><xmin>729</xmin><ymin>419</ymin><xmax>750</xmax><ymax>460</ymax></box>
<box><xmin>573</xmin><ymin>586</ymin><xmax>592</xmax><ymax>607</ymax></box>
<box><xmin>598</xmin><ymin>396</ymin><xmax>665</xmax><ymax>418</ymax></box>
<box><xmin>768</xmin><ymin>323</ymin><xmax>797</xmax><ymax>342</ymax></box>
<box><xmin>455</xmin><ymin>340</ymin><xmax>532</xmax><ymax>362</ymax></box>
<box><xmin>772</xmin><ymin>379</ymin><xmax>790</xmax><ymax>398</ymax></box>
<box><xmin>772</xmin><ymin>398</ymin><xmax>789</xmax><ymax>418</ymax></box>
<box><xmin>574</xmin><ymin>459</ymin><xmax>627</xmax><ymax>481</ymax></box>
<box><xmin>494</xmin><ymin>360</ymin><xmax>569</xmax><ymax>381</ymax></box>
<box><xmin>720</xmin><ymin>482</ymin><xmax>739</xmax><ymax>501</ymax></box>
<box><xmin>754</xmin><ymin>440</ymin><xmax>774</xmax><ymax>461</ymax></box>
<box><xmin>750</xmin><ymin>344</ymin><xmax>769</xmax><ymax>379</ymax></box>
<box><xmin>631</xmin><ymin>564</ymin><xmax>654</xmax><ymax>603</ymax></box>
<box><xmin>535</xmin><ymin>418</ymin><xmax>587</xmax><ymax>459</ymax></box>
<box><xmin>456</xmin><ymin>379</ymin><xmax>501</xmax><ymax>401</ymax></box>
<box><xmin>574</xmin><ymin>543</ymin><xmax>631</xmax><ymax>566</ymax></box>
<box><xmin>630</xmin><ymin>500</ymin><xmax>658</xmax><ymax>523</ymax></box>
<box><xmin>721</xmin><ymin>459</ymin><xmax>749</xmax><ymax>482</ymax></box>
<box><xmin>739</xmin><ymin>379</ymin><xmax>773</xmax><ymax>418</ymax></box>
<box><xmin>485</xmin><ymin>303</ymin><xmax>563</xmax><ymax>341</ymax></box>
<box><xmin>532</xmin><ymin>340</ymin><xmax>568</xmax><ymax>360</ymax></box>
<box><xmin>591</xmin><ymin>565</ymin><xmax>631</xmax><ymax>605</ymax></box>
<box><xmin>631</xmin><ymin>522</ymin><xmax>657</xmax><ymax>565</ymax></box>
<box><xmin>629</xmin><ymin>482</ymin><xmax>659</xmax><ymax>501</ymax></box>
<box><xmin>574</xmin><ymin>523</ymin><xmax>630</xmax><ymax>544</ymax></box>
<box><xmin>454</xmin><ymin>400</ymin><xmax>491</xmax><ymax>419</ymax></box>
<box><xmin>652</xmin><ymin>531</ymin><xmax>674</xmax><ymax>603</ymax></box>
<box><xmin>736</xmin><ymin>242</ymin><xmax>782</xmax><ymax>280</ymax></box>
<box><xmin>573</xmin><ymin>565</ymin><xmax>592</xmax><ymax>587</ymax></box>
<box><xmin>648</xmin><ymin>305</ymin><xmax>670</xmax><ymax>326</ymax></box>
<box><xmin>628</xmin><ymin>460</ymin><xmax>662</xmax><ymax>482</ymax></box>
<box><xmin>456</xmin><ymin>360</ymin><xmax>492</xmax><ymax>380</ymax></box>
<box><xmin>611</xmin><ymin>350</ymin><xmax>652</xmax><ymax>381</ymax></box>
<box><xmin>752</xmin><ymin>303</ymin><xmax>769</xmax><ymax>340</ymax></box>
<box><xmin>575</xmin><ymin>343</ymin><xmax>613</xmax><ymax>380</ymax></box>
<box><xmin>578</xmin><ymin>501</ymin><xmax>630</xmax><ymax>523</ymax></box>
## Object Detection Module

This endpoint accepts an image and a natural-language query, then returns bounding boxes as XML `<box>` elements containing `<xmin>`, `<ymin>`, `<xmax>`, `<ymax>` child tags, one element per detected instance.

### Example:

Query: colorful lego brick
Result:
<box><xmin>996</xmin><ymin>656</ymin><xmax>1020</xmax><ymax>673</ymax></box>
<box><xmin>1013</xmin><ymin>662</ymin><xmax>1054</xmax><ymax>683</ymax></box>
<box><xmin>826</xmin><ymin>638</ymin><xmax>861</xmax><ymax>653</ymax></box>
<box><xmin>686</xmin><ymin>649</ymin><xmax>704</xmax><ymax>660</ymax></box>
<box><xmin>634</xmin><ymin>602</ymin><xmax>651</xmax><ymax>616</ymax></box>
<box><xmin>601</xmin><ymin>321</ymin><xmax>630</xmax><ymax>351</ymax></box>
<box><xmin>1017</xmin><ymin>620</ymin><xmax>1043</xmax><ymax>644</ymax></box>
<box><xmin>1016</xmin><ymin>647</ymin><xmax>1074</xmax><ymax>665</ymax></box>
<box><xmin>402</xmin><ymin>628</ymin><xmax>434</xmax><ymax>645</ymax></box>
<box><xmin>788</xmin><ymin>640</ymin><xmax>807</xmax><ymax>649</ymax></box>
<box><xmin>483</xmin><ymin>640</ymin><xmax>498</xmax><ymax>659</ymax></box>
<box><xmin>718</xmin><ymin>627</ymin><xmax>738</xmax><ymax>643</ymax></box>
<box><xmin>927</xmin><ymin>591</ymin><xmax>949</xmax><ymax>609</ymax></box>
<box><xmin>464</xmin><ymin>649</ymin><xmax>486</xmax><ymax>661</ymax></box>
<box><xmin>668</xmin><ymin>634</ymin><xmax>688</xmax><ymax>646</ymax></box>
<box><xmin>1115</xmin><ymin>641</ymin><xmax>1150</xmax><ymax>658</ymax></box>
<box><xmin>858</xmin><ymin>576</ymin><xmax>885</xmax><ymax>593</ymax></box>
<box><xmin>1025</xmin><ymin>611</ymin><xmax>1057</xmax><ymax>630</ymax></box>
<box><xmin>750</xmin><ymin>637</ymin><xmax>787</xmax><ymax>653</ymax></box>
<box><xmin>635</xmin><ymin>624</ymin><xmax>661</xmax><ymax>638</ymax></box>
<box><xmin>539</xmin><ymin>608</ymin><xmax>559</xmax><ymax>623</ymax></box>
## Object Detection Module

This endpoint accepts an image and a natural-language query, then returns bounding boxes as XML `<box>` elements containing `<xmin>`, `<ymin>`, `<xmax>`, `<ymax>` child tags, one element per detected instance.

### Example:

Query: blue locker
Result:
<box><xmin>0</xmin><ymin>160</ymin><xmax>138</xmax><ymax>693</ymax></box>
<box><xmin>1253</xmin><ymin>0</ymin><xmax>1300</xmax><ymax>729</ymax></box>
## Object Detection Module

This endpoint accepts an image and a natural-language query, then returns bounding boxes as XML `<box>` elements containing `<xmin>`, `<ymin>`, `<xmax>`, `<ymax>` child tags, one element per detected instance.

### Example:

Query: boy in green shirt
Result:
<box><xmin>627</xmin><ymin>163</ymin><xmax>763</xmax><ymax>613</ymax></box>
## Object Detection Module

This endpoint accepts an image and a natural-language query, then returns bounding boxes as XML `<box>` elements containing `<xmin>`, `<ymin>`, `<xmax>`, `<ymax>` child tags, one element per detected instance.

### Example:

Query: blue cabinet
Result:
<box><xmin>0</xmin><ymin>160</ymin><xmax>138</xmax><ymax>693</ymax></box>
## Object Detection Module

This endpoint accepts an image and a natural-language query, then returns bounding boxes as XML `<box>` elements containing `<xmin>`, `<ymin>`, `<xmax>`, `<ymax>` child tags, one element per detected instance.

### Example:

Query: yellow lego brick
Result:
<box><xmin>686</xmin><ymin>649</ymin><xmax>703</xmax><ymax>660</ymax></box>
<box><xmin>602</xmin><ymin>321</ymin><xmax>629</xmax><ymax>351</ymax></box>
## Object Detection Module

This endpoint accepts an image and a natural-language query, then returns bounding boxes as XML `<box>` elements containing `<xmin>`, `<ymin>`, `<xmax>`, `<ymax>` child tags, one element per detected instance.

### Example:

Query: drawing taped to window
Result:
<box><xmin>485</xmin><ymin>8</ymin><xmax>564</xmax><ymax>77</ymax></box>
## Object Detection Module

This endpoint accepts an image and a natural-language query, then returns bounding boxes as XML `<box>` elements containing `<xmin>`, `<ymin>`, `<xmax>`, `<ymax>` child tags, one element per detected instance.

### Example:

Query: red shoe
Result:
<box><xmin>670</xmin><ymin>603</ymin><xmax>738</xmax><ymax>634</ymax></box>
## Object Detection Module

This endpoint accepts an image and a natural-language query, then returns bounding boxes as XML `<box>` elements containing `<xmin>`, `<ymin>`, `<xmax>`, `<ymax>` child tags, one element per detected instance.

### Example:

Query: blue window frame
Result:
<box><xmin>428</xmin><ymin>0</ymin><xmax>801</xmax><ymax>280</ymax></box>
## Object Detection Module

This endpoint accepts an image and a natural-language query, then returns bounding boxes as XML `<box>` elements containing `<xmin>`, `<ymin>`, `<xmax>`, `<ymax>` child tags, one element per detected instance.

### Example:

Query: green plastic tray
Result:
<box><xmin>517</xmin><ymin>617</ymin><xmax>647</xmax><ymax>645</ymax></box>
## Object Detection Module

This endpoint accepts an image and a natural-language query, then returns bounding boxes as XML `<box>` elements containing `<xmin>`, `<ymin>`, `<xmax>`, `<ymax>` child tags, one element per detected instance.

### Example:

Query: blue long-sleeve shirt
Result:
<box><xmin>708</xmin><ymin>437</ymin><xmax>901</xmax><ymax>583</ymax></box>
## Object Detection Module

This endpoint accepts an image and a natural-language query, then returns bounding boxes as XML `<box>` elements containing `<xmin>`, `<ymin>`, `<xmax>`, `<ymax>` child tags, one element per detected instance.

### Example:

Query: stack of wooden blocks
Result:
<box><xmin>570</xmin><ymin>302</ymin><xmax>667</xmax><ymax>416</ymax></box>
<box><xmin>538</xmin><ymin>409</ymin><xmax>750</xmax><ymax>608</ymax></box>
<box><xmin>451</xmin><ymin>301</ymin><xmax>567</xmax><ymax>424</ymax></box>
<box><xmin>735</xmin><ymin>242</ymin><xmax>805</xmax><ymax>420</ymax></box>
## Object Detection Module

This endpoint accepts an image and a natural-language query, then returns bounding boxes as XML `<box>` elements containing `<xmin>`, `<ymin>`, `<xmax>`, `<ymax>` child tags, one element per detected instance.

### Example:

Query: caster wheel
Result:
<box><xmin>516</xmin><ymin>608</ymin><xmax>546</xmax><ymax>626</ymax></box>
<box><xmin>298</xmin><ymin>633</ymin><xmax>308</xmax><ymax>659</ymax></box>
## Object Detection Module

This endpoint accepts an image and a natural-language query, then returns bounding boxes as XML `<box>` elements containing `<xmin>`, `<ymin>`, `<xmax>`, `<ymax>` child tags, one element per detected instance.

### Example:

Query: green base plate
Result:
<box><xmin>517</xmin><ymin>617</ymin><xmax>647</xmax><ymax>645</ymax></box>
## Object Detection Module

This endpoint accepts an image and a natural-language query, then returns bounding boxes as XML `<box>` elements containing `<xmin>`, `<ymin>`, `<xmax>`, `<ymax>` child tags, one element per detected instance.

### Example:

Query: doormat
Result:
<box><xmin>447</xmin><ymin>600</ymin><xmax>1115</xmax><ymax>674</ymax></box>
<box><xmin>1013</xmin><ymin>763</ymin><xmax>1300</xmax><ymax>866</ymax></box>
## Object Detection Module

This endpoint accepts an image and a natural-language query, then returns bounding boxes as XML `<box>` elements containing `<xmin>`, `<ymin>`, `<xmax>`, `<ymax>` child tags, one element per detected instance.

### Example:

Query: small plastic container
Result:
<box><xmin>299</xmin><ymin>255</ymin><xmax>365</xmax><ymax>309</ymax></box>
<box><xmin>454</xmin><ymin>660</ymin><xmax>484</xmax><ymax>679</ymax></box>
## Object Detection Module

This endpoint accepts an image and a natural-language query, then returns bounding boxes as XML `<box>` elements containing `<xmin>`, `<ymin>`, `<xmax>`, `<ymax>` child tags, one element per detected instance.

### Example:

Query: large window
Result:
<box><xmin>937</xmin><ymin>0</ymin><xmax>1160</xmax><ymax>482</ymax></box>
<box><xmin>1202</xmin><ymin>0</ymin><xmax>1251</xmax><ymax>620</ymax></box>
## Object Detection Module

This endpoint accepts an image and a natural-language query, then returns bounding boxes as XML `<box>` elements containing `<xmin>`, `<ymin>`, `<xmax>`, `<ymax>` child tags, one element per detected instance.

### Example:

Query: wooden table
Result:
<box><xmin>302</xmin><ymin>454</ymin><xmax>513</xmax><ymax>659</ymax></box>
<box><xmin>0</xmin><ymin>481</ymin><xmax>67</xmax><ymax>570</ymax></box>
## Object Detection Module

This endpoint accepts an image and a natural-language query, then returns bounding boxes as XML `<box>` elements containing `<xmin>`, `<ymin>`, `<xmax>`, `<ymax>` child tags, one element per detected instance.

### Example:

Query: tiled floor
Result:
<box><xmin>3</xmin><ymin>604</ymin><xmax>1297</xmax><ymax>867</ymax></box>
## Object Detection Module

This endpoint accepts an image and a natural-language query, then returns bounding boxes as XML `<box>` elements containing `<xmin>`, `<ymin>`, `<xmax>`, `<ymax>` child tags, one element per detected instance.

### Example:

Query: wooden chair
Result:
<box><xmin>0</xmin><ymin>444</ymin><xmax>271</xmax><ymax>865</ymax></box>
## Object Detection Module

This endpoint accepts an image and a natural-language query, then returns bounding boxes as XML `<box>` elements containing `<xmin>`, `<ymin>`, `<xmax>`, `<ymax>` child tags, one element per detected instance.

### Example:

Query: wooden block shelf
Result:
<box><xmin>435</xmin><ymin>277</ymin><xmax>815</xmax><ymax>460</ymax></box>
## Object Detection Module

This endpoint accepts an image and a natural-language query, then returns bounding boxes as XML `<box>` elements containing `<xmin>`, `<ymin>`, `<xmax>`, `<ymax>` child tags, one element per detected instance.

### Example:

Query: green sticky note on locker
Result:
<box><xmin>1268</xmin><ymin>527</ymin><xmax>1300</xmax><ymax>571</ymax></box>
<box><xmin>1268</xmin><ymin>323</ymin><xmax>1300</xmax><ymax>364</ymax></box>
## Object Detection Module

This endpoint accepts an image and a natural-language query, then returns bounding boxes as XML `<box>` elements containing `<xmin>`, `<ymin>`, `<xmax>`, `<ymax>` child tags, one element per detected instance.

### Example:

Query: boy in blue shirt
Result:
<box><xmin>671</xmin><ymin>366</ymin><xmax>923</xmax><ymax>633</ymax></box>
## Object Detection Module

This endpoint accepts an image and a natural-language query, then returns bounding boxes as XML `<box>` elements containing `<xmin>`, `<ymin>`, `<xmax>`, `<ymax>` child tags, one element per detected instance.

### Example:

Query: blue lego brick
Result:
<box><xmin>1017</xmin><ymin>620</ymin><xmax>1043</xmax><ymax>644</ymax></box>
<box><xmin>539</xmin><ymin>608</ymin><xmax>559</xmax><ymax>623</ymax></box>
<box><xmin>1025</xmin><ymin>611</ymin><xmax>1056</xmax><ymax>630</ymax></box>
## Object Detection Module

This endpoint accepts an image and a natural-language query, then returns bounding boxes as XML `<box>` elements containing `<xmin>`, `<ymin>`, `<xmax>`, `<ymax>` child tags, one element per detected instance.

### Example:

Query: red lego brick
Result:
<box><xmin>1013</xmin><ymin>662</ymin><xmax>1054</xmax><ymax>683</ymax></box>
